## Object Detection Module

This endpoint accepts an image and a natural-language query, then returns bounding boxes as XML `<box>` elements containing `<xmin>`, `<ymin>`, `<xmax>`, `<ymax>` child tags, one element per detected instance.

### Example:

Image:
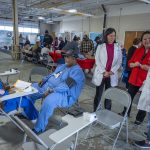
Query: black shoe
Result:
<box><xmin>134</xmin><ymin>140</ymin><xmax>150</xmax><ymax>148</ymax></box>
<box><xmin>15</xmin><ymin>113</ymin><xmax>27</xmax><ymax>119</ymax></box>
<box><xmin>144</xmin><ymin>132</ymin><xmax>148</xmax><ymax>136</ymax></box>
<box><xmin>134</xmin><ymin>120</ymin><xmax>142</xmax><ymax>125</ymax></box>
<box><xmin>32</xmin><ymin>129</ymin><xmax>42</xmax><ymax>135</ymax></box>
<box><xmin>118</xmin><ymin>112</ymin><xmax>124</xmax><ymax>116</ymax></box>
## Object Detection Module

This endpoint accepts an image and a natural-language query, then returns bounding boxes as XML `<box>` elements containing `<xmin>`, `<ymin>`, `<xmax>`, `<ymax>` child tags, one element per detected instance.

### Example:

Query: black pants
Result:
<box><xmin>94</xmin><ymin>78</ymin><xmax>111</xmax><ymax>112</ymax></box>
<box><xmin>126</xmin><ymin>71</ymin><xmax>131</xmax><ymax>89</ymax></box>
<box><xmin>123</xmin><ymin>83</ymin><xmax>146</xmax><ymax>122</ymax></box>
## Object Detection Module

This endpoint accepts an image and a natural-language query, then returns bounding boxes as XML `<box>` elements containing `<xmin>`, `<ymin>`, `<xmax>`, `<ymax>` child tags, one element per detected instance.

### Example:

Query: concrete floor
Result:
<box><xmin>0</xmin><ymin>52</ymin><xmax>148</xmax><ymax>150</ymax></box>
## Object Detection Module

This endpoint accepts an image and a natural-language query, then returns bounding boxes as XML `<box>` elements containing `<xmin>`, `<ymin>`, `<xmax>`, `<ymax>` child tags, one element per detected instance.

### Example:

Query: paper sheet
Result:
<box><xmin>14</xmin><ymin>80</ymin><xmax>31</xmax><ymax>91</ymax></box>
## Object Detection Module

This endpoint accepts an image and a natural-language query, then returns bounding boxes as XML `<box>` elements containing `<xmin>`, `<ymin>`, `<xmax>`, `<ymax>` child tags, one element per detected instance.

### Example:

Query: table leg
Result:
<box><xmin>74</xmin><ymin>131</ymin><xmax>79</xmax><ymax>150</ymax></box>
<box><xmin>6</xmin><ymin>75</ymin><xmax>9</xmax><ymax>85</ymax></box>
<box><xmin>18</xmin><ymin>96</ymin><xmax>23</xmax><ymax>112</ymax></box>
<box><xmin>0</xmin><ymin>108</ymin><xmax>23</xmax><ymax>131</ymax></box>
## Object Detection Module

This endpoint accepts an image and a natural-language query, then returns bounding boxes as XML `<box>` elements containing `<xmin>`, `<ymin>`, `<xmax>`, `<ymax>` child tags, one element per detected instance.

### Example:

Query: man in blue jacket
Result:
<box><xmin>28</xmin><ymin>50</ymin><xmax>85</xmax><ymax>133</ymax></box>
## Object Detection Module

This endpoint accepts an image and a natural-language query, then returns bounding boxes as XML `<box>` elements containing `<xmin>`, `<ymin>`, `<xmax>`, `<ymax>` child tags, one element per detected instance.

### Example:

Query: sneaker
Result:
<box><xmin>134</xmin><ymin>140</ymin><xmax>150</xmax><ymax>148</ymax></box>
<box><xmin>144</xmin><ymin>132</ymin><xmax>148</xmax><ymax>137</ymax></box>
<box><xmin>134</xmin><ymin>120</ymin><xmax>142</xmax><ymax>125</ymax></box>
<box><xmin>15</xmin><ymin>113</ymin><xmax>27</xmax><ymax>119</ymax></box>
<box><xmin>32</xmin><ymin>129</ymin><xmax>42</xmax><ymax>135</ymax></box>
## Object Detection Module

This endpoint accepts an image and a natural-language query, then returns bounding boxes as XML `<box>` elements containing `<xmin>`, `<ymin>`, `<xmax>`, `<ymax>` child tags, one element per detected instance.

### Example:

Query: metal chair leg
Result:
<box><xmin>84</xmin><ymin>123</ymin><xmax>93</xmax><ymax>140</ymax></box>
<box><xmin>112</xmin><ymin>123</ymin><xmax>124</xmax><ymax>150</ymax></box>
<box><xmin>74</xmin><ymin>132</ymin><xmax>79</xmax><ymax>150</ymax></box>
<box><xmin>126</xmin><ymin>118</ymin><xmax>129</xmax><ymax>143</ymax></box>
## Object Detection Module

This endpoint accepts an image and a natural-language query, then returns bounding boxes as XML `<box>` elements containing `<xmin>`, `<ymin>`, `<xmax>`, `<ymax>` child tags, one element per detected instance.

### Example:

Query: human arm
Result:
<box><xmin>95</xmin><ymin>44</ymin><xmax>106</xmax><ymax>74</ymax></box>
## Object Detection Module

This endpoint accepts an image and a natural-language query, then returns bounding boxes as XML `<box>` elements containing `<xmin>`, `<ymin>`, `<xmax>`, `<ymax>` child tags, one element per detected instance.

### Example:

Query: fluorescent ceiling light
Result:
<box><xmin>38</xmin><ymin>16</ymin><xmax>45</xmax><ymax>20</ymax></box>
<box><xmin>47</xmin><ymin>20</ymin><xmax>54</xmax><ymax>23</ymax></box>
<box><xmin>24</xmin><ymin>16</ymin><xmax>29</xmax><ymax>19</ymax></box>
<box><xmin>49</xmin><ymin>7</ymin><xmax>94</xmax><ymax>17</ymax></box>
<box><xmin>68</xmin><ymin>9</ymin><xmax>77</xmax><ymax>13</ymax></box>
<box><xmin>139</xmin><ymin>0</ymin><xmax>150</xmax><ymax>3</ymax></box>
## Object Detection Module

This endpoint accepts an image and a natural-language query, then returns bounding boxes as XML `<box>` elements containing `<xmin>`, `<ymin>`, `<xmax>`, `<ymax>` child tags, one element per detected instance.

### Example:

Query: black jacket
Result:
<box><xmin>43</xmin><ymin>34</ymin><xmax>53</xmax><ymax>45</ymax></box>
<box><xmin>59</xmin><ymin>41</ymin><xmax>65</xmax><ymax>50</ymax></box>
<box><xmin>126</xmin><ymin>45</ymin><xmax>137</xmax><ymax>71</ymax></box>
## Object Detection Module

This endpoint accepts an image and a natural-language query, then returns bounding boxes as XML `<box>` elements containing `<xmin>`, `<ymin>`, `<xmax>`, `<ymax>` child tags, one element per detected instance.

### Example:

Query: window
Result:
<box><xmin>0</xmin><ymin>26</ymin><xmax>4</xmax><ymax>30</ymax></box>
<box><xmin>4</xmin><ymin>26</ymin><xmax>13</xmax><ymax>31</ymax></box>
<box><xmin>0</xmin><ymin>25</ymin><xmax>39</xmax><ymax>33</ymax></box>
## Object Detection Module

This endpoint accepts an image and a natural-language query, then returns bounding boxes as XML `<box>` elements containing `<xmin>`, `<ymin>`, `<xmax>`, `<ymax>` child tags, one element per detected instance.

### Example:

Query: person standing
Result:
<box><xmin>134</xmin><ymin>68</ymin><xmax>150</xmax><ymax>148</ymax></box>
<box><xmin>43</xmin><ymin>30</ymin><xmax>53</xmax><ymax>48</ymax></box>
<box><xmin>119</xmin><ymin>31</ymin><xmax>150</xmax><ymax>125</ymax></box>
<box><xmin>125</xmin><ymin>38</ymin><xmax>141</xmax><ymax>88</ymax></box>
<box><xmin>92</xmin><ymin>28</ymin><xmax>122</xmax><ymax>111</ymax></box>
<box><xmin>19</xmin><ymin>34</ymin><xmax>25</xmax><ymax>48</ymax></box>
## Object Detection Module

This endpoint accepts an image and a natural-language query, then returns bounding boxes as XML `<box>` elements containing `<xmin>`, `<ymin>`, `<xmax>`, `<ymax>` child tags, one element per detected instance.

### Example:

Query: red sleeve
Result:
<box><xmin>128</xmin><ymin>48</ymin><xmax>140</xmax><ymax>68</ymax></box>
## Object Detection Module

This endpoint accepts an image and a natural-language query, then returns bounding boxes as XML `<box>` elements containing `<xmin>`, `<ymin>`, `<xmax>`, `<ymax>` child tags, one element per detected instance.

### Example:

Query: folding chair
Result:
<box><xmin>10</xmin><ymin>115</ymin><xmax>74</xmax><ymax>150</ymax></box>
<box><xmin>28</xmin><ymin>66</ymin><xmax>49</xmax><ymax>83</ymax></box>
<box><xmin>86</xmin><ymin>87</ymin><xmax>131</xmax><ymax>150</ymax></box>
<box><xmin>46</xmin><ymin>55</ymin><xmax>57</xmax><ymax>73</ymax></box>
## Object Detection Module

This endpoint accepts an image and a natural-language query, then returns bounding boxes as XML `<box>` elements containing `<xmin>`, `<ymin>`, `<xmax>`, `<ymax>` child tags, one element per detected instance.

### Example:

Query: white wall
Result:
<box><xmin>52</xmin><ymin>13</ymin><xmax>150</xmax><ymax>44</ymax></box>
<box><xmin>39</xmin><ymin>23</ymin><xmax>52</xmax><ymax>35</ymax></box>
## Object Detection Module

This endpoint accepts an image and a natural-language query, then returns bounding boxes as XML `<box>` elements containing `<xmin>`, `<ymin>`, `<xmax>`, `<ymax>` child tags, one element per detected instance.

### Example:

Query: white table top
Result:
<box><xmin>0</xmin><ymin>87</ymin><xmax>38</xmax><ymax>102</ymax></box>
<box><xmin>49</xmin><ymin>114</ymin><xmax>97</xmax><ymax>144</ymax></box>
<box><xmin>0</xmin><ymin>70</ymin><xmax>20</xmax><ymax>76</ymax></box>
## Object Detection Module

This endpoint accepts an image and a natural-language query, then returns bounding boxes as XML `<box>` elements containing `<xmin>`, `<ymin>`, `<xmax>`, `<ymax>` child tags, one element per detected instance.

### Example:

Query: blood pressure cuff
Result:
<box><xmin>65</xmin><ymin>77</ymin><xmax>76</xmax><ymax>88</ymax></box>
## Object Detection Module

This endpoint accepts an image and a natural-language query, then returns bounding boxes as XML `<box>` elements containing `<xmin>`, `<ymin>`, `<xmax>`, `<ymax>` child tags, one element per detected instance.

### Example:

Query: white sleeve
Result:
<box><xmin>111</xmin><ymin>45</ymin><xmax>122</xmax><ymax>73</ymax></box>
<box><xmin>95</xmin><ymin>44</ymin><xmax>106</xmax><ymax>73</ymax></box>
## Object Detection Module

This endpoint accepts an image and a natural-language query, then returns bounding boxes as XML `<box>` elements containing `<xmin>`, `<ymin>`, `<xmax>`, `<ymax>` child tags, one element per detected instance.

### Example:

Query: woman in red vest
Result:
<box><xmin>120</xmin><ymin>31</ymin><xmax>150</xmax><ymax>125</ymax></box>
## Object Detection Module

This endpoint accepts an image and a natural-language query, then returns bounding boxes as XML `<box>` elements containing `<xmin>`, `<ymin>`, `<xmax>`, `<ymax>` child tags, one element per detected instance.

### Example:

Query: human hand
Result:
<box><xmin>103</xmin><ymin>71</ymin><xmax>110</xmax><ymax>78</ymax></box>
<box><xmin>38</xmin><ymin>80</ymin><xmax>43</xmax><ymax>87</ymax></box>
<box><xmin>109</xmin><ymin>71</ymin><xmax>114</xmax><ymax>75</ymax></box>
<box><xmin>140</xmin><ymin>65</ymin><xmax>149</xmax><ymax>71</ymax></box>
<box><xmin>130</xmin><ymin>62</ymin><xmax>140</xmax><ymax>68</ymax></box>
<box><xmin>134</xmin><ymin>62</ymin><xmax>140</xmax><ymax>67</ymax></box>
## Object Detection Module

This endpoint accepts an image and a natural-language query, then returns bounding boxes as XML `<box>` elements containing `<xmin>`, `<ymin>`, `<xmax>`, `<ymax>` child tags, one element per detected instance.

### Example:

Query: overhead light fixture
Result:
<box><xmin>68</xmin><ymin>9</ymin><xmax>77</xmax><ymax>13</ymax></box>
<box><xmin>49</xmin><ymin>7</ymin><xmax>94</xmax><ymax>17</ymax></box>
<box><xmin>139</xmin><ymin>0</ymin><xmax>150</xmax><ymax>3</ymax></box>
<box><xmin>47</xmin><ymin>20</ymin><xmax>54</xmax><ymax>24</ymax></box>
<box><xmin>38</xmin><ymin>16</ymin><xmax>45</xmax><ymax>20</ymax></box>
<box><xmin>24</xmin><ymin>16</ymin><xmax>29</xmax><ymax>19</ymax></box>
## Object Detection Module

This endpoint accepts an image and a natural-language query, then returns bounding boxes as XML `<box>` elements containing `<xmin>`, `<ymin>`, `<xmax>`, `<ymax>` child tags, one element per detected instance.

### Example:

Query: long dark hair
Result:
<box><xmin>103</xmin><ymin>28</ymin><xmax>116</xmax><ymax>43</ymax></box>
<box><xmin>141</xmin><ymin>31</ymin><xmax>150</xmax><ymax>41</ymax></box>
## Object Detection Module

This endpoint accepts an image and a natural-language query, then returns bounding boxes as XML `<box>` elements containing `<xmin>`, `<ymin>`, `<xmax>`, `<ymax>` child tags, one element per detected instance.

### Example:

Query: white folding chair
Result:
<box><xmin>86</xmin><ymin>87</ymin><xmax>131</xmax><ymax>150</ymax></box>
<box><xmin>46</xmin><ymin>55</ymin><xmax>57</xmax><ymax>73</ymax></box>
<box><xmin>10</xmin><ymin>115</ymin><xmax>74</xmax><ymax>150</ymax></box>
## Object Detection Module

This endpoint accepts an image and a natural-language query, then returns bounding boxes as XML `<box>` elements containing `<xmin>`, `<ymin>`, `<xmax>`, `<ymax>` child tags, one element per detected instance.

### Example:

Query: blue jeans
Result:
<box><xmin>147</xmin><ymin>112</ymin><xmax>150</xmax><ymax>141</ymax></box>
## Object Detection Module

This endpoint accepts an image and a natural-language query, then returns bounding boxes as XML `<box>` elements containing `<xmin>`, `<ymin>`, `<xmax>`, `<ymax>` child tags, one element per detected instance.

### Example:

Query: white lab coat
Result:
<box><xmin>137</xmin><ymin>69</ymin><xmax>150</xmax><ymax>112</ymax></box>
<box><xmin>92</xmin><ymin>43</ymin><xmax>122</xmax><ymax>87</ymax></box>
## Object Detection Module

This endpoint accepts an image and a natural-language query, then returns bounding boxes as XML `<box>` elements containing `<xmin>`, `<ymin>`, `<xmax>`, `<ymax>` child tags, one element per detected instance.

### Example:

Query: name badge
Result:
<box><xmin>54</xmin><ymin>71</ymin><xmax>62</xmax><ymax>78</ymax></box>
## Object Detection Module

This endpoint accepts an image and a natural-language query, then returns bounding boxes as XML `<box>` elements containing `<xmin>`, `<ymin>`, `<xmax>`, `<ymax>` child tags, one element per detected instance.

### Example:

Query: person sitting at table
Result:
<box><xmin>63</xmin><ymin>35</ymin><xmax>80</xmax><ymax>54</ymax></box>
<box><xmin>32</xmin><ymin>40</ymin><xmax>41</xmax><ymax>63</ymax></box>
<box><xmin>24</xmin><ymin>50</ymin><xmax>85</xmax><ymax>134</ymax></box>
<box><xmin>41</xmin><ymin>43</ymin><xmax>50</xmax><ymax>56</ymax></box>
<box><xmin>0</xmin><ymin>81</ymin><xmax>38</xmax><ymax>120</ymax></box>
<box><xmin>58</xmin><ymin>37</ymin><xmax>65</xmax><ymax>50</ymax></box>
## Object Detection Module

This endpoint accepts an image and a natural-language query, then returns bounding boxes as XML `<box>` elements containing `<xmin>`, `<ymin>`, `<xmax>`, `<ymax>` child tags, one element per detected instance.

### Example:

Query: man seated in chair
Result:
<box><xmin>26</xmin><ymin>50</ymin><xmax>85</xmax><ymax>133</ymax></box>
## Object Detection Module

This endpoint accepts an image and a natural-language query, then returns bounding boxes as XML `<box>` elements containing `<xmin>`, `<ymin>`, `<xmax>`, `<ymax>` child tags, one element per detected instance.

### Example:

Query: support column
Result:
<box><xmin>12</xmin><ymin>0</ymin><xmax>20</xmax><ymax>60</ymax></box>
